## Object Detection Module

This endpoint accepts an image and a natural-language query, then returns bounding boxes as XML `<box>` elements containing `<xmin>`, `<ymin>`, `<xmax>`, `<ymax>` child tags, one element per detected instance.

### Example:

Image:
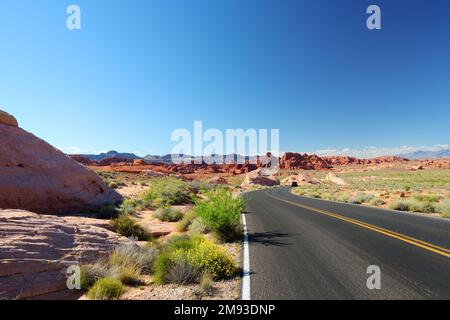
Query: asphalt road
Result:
<box><xmin>243</xmin><ymin>187</ymin><xmax>450</xmax><ymax>300</ymax></box>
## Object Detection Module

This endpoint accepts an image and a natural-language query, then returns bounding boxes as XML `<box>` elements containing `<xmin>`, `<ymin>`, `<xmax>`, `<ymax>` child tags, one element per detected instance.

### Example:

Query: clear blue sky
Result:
<box><xmin>1</xmin><ymin>0</ymin><xmax>449</xmax><ymax>157</ymax></box>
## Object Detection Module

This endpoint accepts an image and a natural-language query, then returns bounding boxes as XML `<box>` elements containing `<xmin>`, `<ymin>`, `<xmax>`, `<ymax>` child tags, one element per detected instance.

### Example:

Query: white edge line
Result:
<box><xmin>242</xmin><ymin>213</ymin><xmax>251</xmax><ymax>300</ymax></box>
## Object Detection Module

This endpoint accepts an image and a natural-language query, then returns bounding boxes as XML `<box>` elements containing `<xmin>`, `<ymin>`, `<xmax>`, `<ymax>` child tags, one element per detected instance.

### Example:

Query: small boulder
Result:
<box><xmin>325</xmin><ymin>172</ymin><xmax>347</xmax><ymax>185</ymax></box>
<box><xmin>281</xmin><ymin>172</ymin><xmax>321</xmax><ymax>186</ymax></box>
<box><xmin>241</xmin><ymin>168</ymin><xmax>280</xmax><ymax>188</ymax></box>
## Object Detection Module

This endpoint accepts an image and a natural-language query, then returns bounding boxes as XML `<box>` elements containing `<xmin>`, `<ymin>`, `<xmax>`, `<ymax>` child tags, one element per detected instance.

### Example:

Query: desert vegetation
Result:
<box><xmin>80</xmin><ymin>175</ymin><xmax>243</xmax><ymax>300</ymax></box>
<box><xmin>290</xmin><ymin>168</ymin><xmax>450</xmax><ymax>218</ymax></box>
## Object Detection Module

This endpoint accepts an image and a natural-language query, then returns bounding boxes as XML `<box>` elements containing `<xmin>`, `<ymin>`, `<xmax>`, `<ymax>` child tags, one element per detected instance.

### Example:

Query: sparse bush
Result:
<box><xmin>194</xmin><ymin>189</ymin><xmax>244</xmax><ymax>242</ymax></box>
<box><xmin>95</xmin><ymin>204</ymin><xmax>119</xmax><ymax>219</ymax></box>
<box><xmin>348</xmin><ymin>193</ymin><xmax>374</xmax><ymax>204</ymax></box>
<box><xmin>80</xmin><ymin>263</ymin><xmax>108</xmax><ymax>291</ymax></box>
<box><xmin>117</xmin><ymin>199</ymin><xmax>139</xmax><ymax>216</ymax></box>
<box><xmin>188</xmin><ymin>218</ymin><xmax>208</xmax><ymax>235</ymax></box>
<box><xmin>109</xmin><ymin>243</ymin><xmax>158</xmax><ymax>276</ymax></box>
<box><xmin>154</xmin><ymin>207</ymin><xmax>184</xmax><ymax>222</ymax></box>
<box><xmin>153</xmin><ymin>236</ymin><xmax>236</xmax><ymax>284</ymax></box>
<box><xmin>369</xmin><ymin>197</ymin><xmax>385</xmax><ymax>207</ymax></box>
<box><xmin>142</xmin><ymin>177</ymin><xmax>193</xmax><ymax>208</ymax></box>
<box><xmin>390</xmin><ymin>199</ymin><xmax>436</xmax><ymax>213</ymax></box>
<box><xmin>111</xmin><ymin>214</ymin><xmax>149</xmax><ymax>240</ymax></box>
<box><xmin>198</xmin><ymin>272</ymin><xmax>214</xmax><ymax>297</ymax></box>
<box><xmin>438</xmin><ymin>198</ymin><xmax>450</xmax><ymax>218</ymax></box>
<box><xmin>87</xmin><ymin>277</ymin><xmax>124</xmax><ymax>300</ymax></box>
<box><xmin>187</xmin><ymin>239</ymin><xmax>236</xmax><ymax>279</ymax></box>
<box><xmin>176</xmin><ymin>211</ymin><xmax>197</xmax><ymax>232</ymax></box>
<box><xmin>413</xmin><ymin>194</ymin><xmax>441</xmax><ymax>203</ymax></box>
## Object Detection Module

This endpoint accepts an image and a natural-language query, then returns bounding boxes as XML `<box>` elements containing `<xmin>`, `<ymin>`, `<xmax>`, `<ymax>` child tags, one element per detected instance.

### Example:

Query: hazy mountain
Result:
<box><xmin>78</xmin><ymin>151</ymin><xmax>142</xmax><ymax>161</ymax></box>
<box><xmin>143</xmin><ymin>154</ymin><xmax>260</xmax><ymax>164</ymax></box>
<box><xmin>399</xmin><ymin>149</ymin><xmax>450</xmax><ymax>160</ymax></box>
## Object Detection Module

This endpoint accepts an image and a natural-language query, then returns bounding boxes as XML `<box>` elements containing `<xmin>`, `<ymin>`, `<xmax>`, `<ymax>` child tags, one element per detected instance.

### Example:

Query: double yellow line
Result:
<box><xmin>267</xmin><ymin>194</ymin><xmax>450</xmax><ymax>259</ymax></box>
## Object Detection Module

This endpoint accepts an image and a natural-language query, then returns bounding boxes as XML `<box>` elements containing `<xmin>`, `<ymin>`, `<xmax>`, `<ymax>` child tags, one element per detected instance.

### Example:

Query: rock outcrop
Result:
<box><xmin>0</xmin><ymin>210</ymin><xmax>128</xmax><ymax>300</ymax></box>
<box><xmin>241</xmin><ymin>168</ymin><xmax>280</xmax><ymax>188</ymax></box>
<box><xmin>0</xmin><ymin>110</ymin><xmax>18</xmax><ymax>127</ymax></box>
<box><xmin>280</xmin><ymin>153</ymin><xmax>331</xmax><ymax>170</ymax></box>
<box><xmin>325</xmin><ymin>172</ymin><xmax>347</xmax><ymax>185</ymax></box>
<box><xmin>281</xmin><ymin>172</ymin><xmax>321</xmax><ymax>186</ymax></box>
<box><xmin>0</xmin><ymin>119</ymin><xmax>122</xmax><ymax>215</ymax></box>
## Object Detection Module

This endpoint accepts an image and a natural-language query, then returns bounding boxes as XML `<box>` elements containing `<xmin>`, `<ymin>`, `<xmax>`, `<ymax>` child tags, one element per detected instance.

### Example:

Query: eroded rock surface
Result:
<box><xmin>0</xmin><ymin>210</ymin><xmax>127</xmax><ymax>300</ymax></box>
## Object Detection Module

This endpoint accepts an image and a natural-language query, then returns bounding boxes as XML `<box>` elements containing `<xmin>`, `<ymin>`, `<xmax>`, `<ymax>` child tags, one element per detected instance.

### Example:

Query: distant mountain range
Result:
<box><xmin>78</xmin><ymin>151</ymin><xmax>142</xmax><ymax>162</ymax></box>
<box><xmin>72</xmin><ymin>151</ymin><xmax>260</xmax><ymax>164</ymax></box>
<box><xmin>73</xmin><ymin>149</ymin><xmax>450</xmax><ymax>163</ymax></box>
<box><xmin>398</xmin><ymin>149</ymin><xmax>450</xmax><ymax>160</ymax></box>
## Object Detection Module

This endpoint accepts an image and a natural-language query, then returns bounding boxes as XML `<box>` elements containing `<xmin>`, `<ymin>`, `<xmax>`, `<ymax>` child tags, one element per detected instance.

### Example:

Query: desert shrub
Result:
<box><xmin>142</xmin><ymin>177</ymin><xmax>193</xmax><ymax>208</ymax></box>
<box><xmin>176</xmin><ymin>211</ymin><xmax>197</xmax><ymax>232</ymax></box>
<box><xmin>198</xmin><ymin>272</ymin><xmax>214</xmax><ymax>297</ymax></box>
<box><xmin>153</xmin><ymin>236</ymin><xmax>236</xmax><ymax>284</ymax></box>
<box><xmin>189</xmin><ymin>180</ymin><xmax>217</xmax><ymax>194</ymax></box>
<box><xmin>438</xmin><ymin>199</ymin><xmax>450</xmax><ymax>218</ymax></box>
<box><xmin>336</xmin><ymin>192</ymin><xmax>350</xmax><ymax>203</ymax></box>
<box><xmin>109</xmin><ymin>243</ymin><xmax>158</xmax><ymax>276</ymax></box>
<box><xmin>154</xmin><ymin>207</ymin><xmax>184</xmax><ymax>222</ymax></box>
<box><xmin>117</xmin><ymin>199</ymin><xmax>139</xmax><ymax>216</ymax></box>
<box><xmin>413</xmin><ymin>194</ymin><xmax>441</xmax><ymax>203</ymax></box>
<box><xmin>369</xmin><ymin>197</ymin><xmax>385</xmax><ymax>207</ymax></box>
<box><xmin>409</xmin><ymin>199</ymin><xmax>436</xmax><ymax>213</ymax></box>
<box><xmin>194</xmin><ymin>189</ymin><xmax>244</xmax><ymax>242</ymax></box>
<box><xmin>188</xmin><ymin>218</ymin><xmax>208</xmax><ymax>235</ymax></box>
<box><xmin>95</xmin><ymin>204</ymin><xmax>119</xmax><ymax>219</ymax></box>
<box><xmin>87</xmin><ymin>277</ymin><xmax>124</xmax><ymax>300</ymax></box>
<box><xmin>390</xmin><ymin>199</ymin><xmax>436</xmax><ymax>213</ymax></box>
<box><xmin>348</xmin><ymin>193</ymin><xmax>375</xmax><ymax>204</ymax></box>
<box><xmin>111</xmin><ymin>214</ymin><xmax>149</xmax><ymax>240</ymax></box>
<box><xmin>80</xmin><ymin>263</ymin><xmax>108</xmax><ymax>291</ymax></box>
<box><xmin>187</xmin><ymin>239</ymin><xmax>236</xmax><ymax>279</ymax></box>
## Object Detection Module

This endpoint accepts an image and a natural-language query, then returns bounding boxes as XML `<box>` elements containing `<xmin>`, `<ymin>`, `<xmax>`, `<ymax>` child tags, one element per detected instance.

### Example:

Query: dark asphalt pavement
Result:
<box><xmin>243</xmin><ymin>187</ymin><xmax>450</xmax><ymax>300</ymax></box>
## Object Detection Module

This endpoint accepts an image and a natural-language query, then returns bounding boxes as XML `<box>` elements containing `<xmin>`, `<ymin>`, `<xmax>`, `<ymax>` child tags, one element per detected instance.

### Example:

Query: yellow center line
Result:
<box><xmin>267</xmin><ymin>194</ymin><xmax>450</xmax><ymax>259</ymax></box>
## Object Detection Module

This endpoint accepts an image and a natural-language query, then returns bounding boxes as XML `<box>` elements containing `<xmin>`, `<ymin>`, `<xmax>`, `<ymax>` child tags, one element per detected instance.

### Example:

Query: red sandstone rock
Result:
<box><xmin>0</xmin><ymin>209</ymin><xmax>128</xmax><ymax>300</ymax></box>
<box><xmin>0</xmin><ymin>123</ymin><xmax>122</xmax><ymax>215</ymax></box>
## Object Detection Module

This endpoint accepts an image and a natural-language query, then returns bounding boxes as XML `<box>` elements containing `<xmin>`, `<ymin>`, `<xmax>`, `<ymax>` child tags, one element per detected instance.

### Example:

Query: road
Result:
<box><xmin>243</xmin><ymin>187</ymin><xmax>450</xmax><ymax>300</ymax></box>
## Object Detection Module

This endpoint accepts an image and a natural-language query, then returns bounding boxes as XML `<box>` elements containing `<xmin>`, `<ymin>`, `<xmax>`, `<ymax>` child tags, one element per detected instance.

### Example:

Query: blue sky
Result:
<box><xmin>1</xmin><ymin>0</ymin><xmax>449</xmax><ymax>157</ymax></box>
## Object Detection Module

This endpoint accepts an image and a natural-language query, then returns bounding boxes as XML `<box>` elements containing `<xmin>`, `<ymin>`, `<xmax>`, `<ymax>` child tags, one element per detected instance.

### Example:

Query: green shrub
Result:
<box><xmin>194</xmin><ymin>189</ymin><xmax>244</xmax><ymax>242</ymax></box>
<box><xmin>80</xmin><ymin>263</ymin><xmax>108</xmax><ymax>291</ymax></box>
<box><xmin>390</xmin><ymin>199</ymin><xmax>411</xmax><ymax>211</ymax></box>
<box><xmin>154</xmin><ymin>207</ymin><xmax>184</xmax><ymax>222</ymax></box>
<box><xmin>111</xmin><ymin>214</ymin><xmax>149</xmax><ymax>240</ymax></box>
<box><xmin>142</xmin><ymin>177</ymin><xmax>193</xmax><ymax>208</ymax></box>
<box><xmin>117</xmin><ymin>199</ymin><xmax>138</xmax><ymax>216</ymax></box>
<box><xmin>87</xmin><ymin>277</ymin><xmax>124</xmax><ymax>300</ymax></box>
<box><xmin>390</xmin><ymin>199</ymin><xmax>436</xmax><ymax>213</ymax></box>
<box><xmin>369</xmin><ymin>197</ymin><xmax>385</xmax><ymax>207</ymax></box>
<box><xmin>188</xmin><ymin>218</ymin><xmax>208</xmax><ymax>235</ymax></box>
<box><xmin>438</xmin><ymin>198</ymin><xmax>450</xmax><ymax>218</ymax></box>
<box><xmin>109</xmin><ymin>243</ymin><xmax>158</xmax><ymax>276</ymax></box>
<box><xmin>95</xmin><ymin>204</ymin><xmax>119</xmax><ymax>219</ymax></box>
<box><xmin>153</xmin><ymin>236</ymin><xmax>236</xmax><ymax>284</ymax></box>
<box><xmin>176</xmin><ymin>211</ymin><xmax>197</xmax><ymax>232</ymax></box>
<box><xmin>348</xmin><ymin>193</ymin><xmax>375</xmax><ymax>204</ymax></box>
<box><xmin>187</xmin><ymin>239</ymin><xmax>236</xmax><ymax>279</ymax></box>
<box><xmin>413</xmin><ymin>194</ymin><xmax>441</xmax><ymax>203</ymax></box>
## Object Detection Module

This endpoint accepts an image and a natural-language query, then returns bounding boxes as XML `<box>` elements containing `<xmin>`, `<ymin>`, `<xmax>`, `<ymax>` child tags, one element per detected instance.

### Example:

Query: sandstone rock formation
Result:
<box><xmin>0</xmin><ymin>210</ymin><xmax>128</xmax><ymax>300</ymax></box>
<box><xmin>0</xmin><ymin>110</ymin><xmax>18</xmax><ymax>127</ymax></box>
<box><xmin>0</xmin><ymin>120</ymin><xmax>122</xmax><ymax>215</ymax></box>
<box><xmin>281</xmin><ymin>172</ymin><xmax>321</xmax><ymax>186</ymax></box>
<box><xmin>241</xmin><ymin>168</ymin><xmax>280</xmax><ymax>188</ymax></box>
<box><xmin>280</xmin><ymin>153</ymin><xmax>331</xmax><ymax>170</ymax></box>
<box><xmin>325</xmin><ymin>172</ymin><xmax>347</xmax><ymax>185</ymax></box>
